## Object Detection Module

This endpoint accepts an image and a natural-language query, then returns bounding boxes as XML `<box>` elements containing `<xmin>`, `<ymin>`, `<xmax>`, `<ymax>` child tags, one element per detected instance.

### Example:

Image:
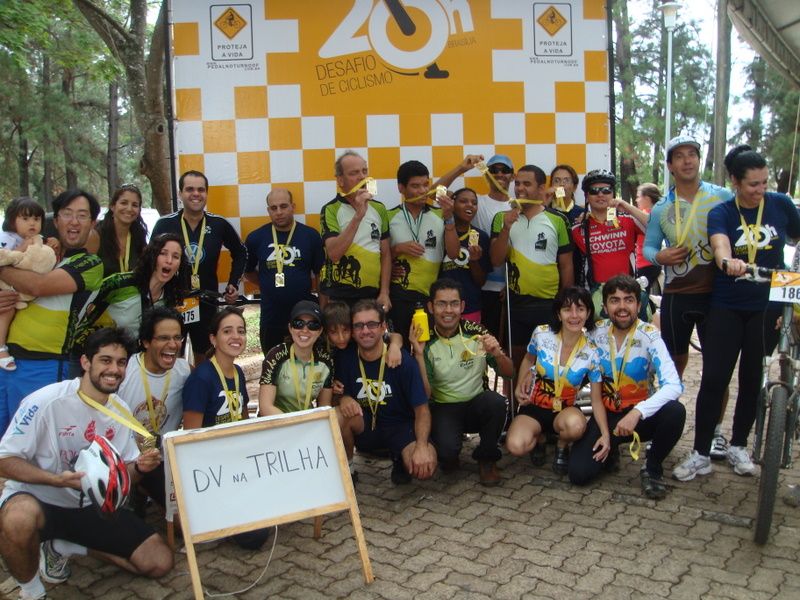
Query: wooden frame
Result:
<box><xmin>164</xmin><ymin>408</ymin><xmax>373</xmax><ymax>599</ymax></box>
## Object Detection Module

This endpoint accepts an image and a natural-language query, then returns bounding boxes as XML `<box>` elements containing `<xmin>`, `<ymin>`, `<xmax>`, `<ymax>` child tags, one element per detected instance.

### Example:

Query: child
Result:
<box><xmin>0</xmin><ymin>197</ymin><xmax>56</xmax><ymax>370</ymax></box>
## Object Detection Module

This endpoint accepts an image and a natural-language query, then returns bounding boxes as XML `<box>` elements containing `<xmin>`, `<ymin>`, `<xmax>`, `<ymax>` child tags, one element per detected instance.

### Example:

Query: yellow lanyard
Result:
<box><xmin>735</xmin><ymin>197</ymin><xmax>765</xmax><ymax>264</ymax></box>
<box><xmin>77</xmin><ymin>390</ymin><xmax>154</xmax><ymax>441</ymax></box>
<box><xmin>609</xmin><ymin>322</ymin><xmax>637</xmax><ymax>397</ymax></box>
<box><xmin>629</xmin><ymin>431</ymin><xmax>641</xmax><ymax>461</ymax></box>
<box><xmin>554</xmin><ymin>198</ymin><xmax>574</xmax><ymax>213</ymax></box>
<box><xmin>119</xmin><ymin>233</ymin><xmax>131</xmax><ymax>272</ymax></box>
<box><xmin>674</xmin><ymin>196</ymin><xmax>701</xmax><ymax>248</ymax></box>
<box><xmin>435</xmin><ymin>325</ymin><xmax>480</xmax><ymax>361</ymax></box>
<box><xmin>552</xmin><ymin>334</ymin><xmax>585</xmax><ymax>411</ymax></box>
<box><xmin>289</xmin><ymin>345</ymin><xmax>315</xmax><ymax>411</ymax></box>
<box><xmin>210</xmin><ymin>356</ymin><xmax>241</xmax><ymax>421</ymax></box>
<box><xmin>270</xmin><ymin>221</ymin><xmax>297</xmax><ymax>276</ymax></box>
<box><xmin>180</xmin><ymin>215</ymin><xmax>206</xmax><ymax>288</ymax></box>
<box><xmin>358</xmin><ymin>344</ymin><xmax>386</xmax><ymax>430</ymax></box>
<box><xmin>476</xmin><ymin>162</ymin><xmax>510</xmax><ymax>198</ymax></box>
<box><xmin>138</xmin><ymin>354</ymin><xmax>171</xmax><ymax>435</ymax></box>
<box><xmin>338</xmin><ymin>176</ymin><xmax>377</xmax><ymax>197</ymax></box>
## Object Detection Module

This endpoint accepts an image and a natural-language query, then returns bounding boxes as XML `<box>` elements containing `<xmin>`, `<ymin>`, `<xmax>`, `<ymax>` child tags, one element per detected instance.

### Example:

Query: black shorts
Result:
<box><xmin>517</xmin><ymin>404</ymin><xmax>558</xmax><ymax>435</ymax></box>
<box><xmin>509</xmin><ymin>296</ymin><xmax>552</xmax><ymax>347</ymax></box>
<box><xmin>5</xmin><ymin>492</ymin><xmax>156</xmax><ymax>559</ymax></box>
<box><xmin>660</xmin><ymin>292</ymin><xmax>710</xmax><ymax>355</ymax></box>
<box><xmin>355</xmin><ymin>416</ymin><xmax>415</xmax><ymax>458</ymax></box>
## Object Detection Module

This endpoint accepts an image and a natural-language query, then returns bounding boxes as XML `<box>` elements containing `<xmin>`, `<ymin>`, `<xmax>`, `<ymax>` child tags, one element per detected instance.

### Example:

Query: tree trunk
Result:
<box><xmin>41</xmin><ymin>54</ymin><xmax>53</xmax><ymax>209</ymax></box>
<box><xmin>73</xmin><ymin>0</ymin><xmax>172</xmax><ymax>214</ymax></box>
<box><xmin>712</xmin><ymin>0</ymin><xmax>731</xmax><ymax>185</ymax></box>
<box><xmin>613</xmin><ymin>0</ymin><xmax>639</xmax><ymax>201</ymax></box>
<box><xmin>61</xmin><ymin>68</ymin><xmax>78</xmax><ymax>189</ymax></box>
<box><xmin>107</xmin><ymin>80</ymin><xmax>120</xmax><ymax>199</ymax></box>
<box><xmin>748</xmin><ymin>56</ymin><xmax>765</xmax><ymax>147</ymax></box>
<box><xmin>17</xmin><ymin>123</ymin><xmax>30</xmax><ymax>197</ymax></box>
<box><xmin>704</xmin><ymin>122</ymin><xmax>715</xmax><ymax>174</ymax></box>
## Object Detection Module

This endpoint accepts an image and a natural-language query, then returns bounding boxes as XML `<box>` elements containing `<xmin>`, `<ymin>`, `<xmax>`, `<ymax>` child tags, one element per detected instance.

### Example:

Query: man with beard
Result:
<box><xmin>0</xmin><ymin>328</ymin><xmax>172</xmax><ymax>599</ymax></box>
<box><xmin>335</xmin><ymin>299</ymin><xmax>436</xmax><ymax>485</ymax></box>
<box><xmin>568</xmin><ymin>275</ymin><xmax>684</xmax><ymax>500</ymax></box>
<box><xmin>117</xmin><ymin>307</ymin><xmax>191</xmax><ymax>510</ymax></box>
<box><xmin>244</xmin><ymin>188</ymin><xmax>324</xmax><ymax>352</ymax></box>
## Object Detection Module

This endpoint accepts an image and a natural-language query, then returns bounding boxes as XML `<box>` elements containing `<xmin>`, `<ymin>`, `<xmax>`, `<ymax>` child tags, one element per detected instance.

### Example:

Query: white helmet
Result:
<box><xmin>74</xmin><ymin>436</ymin><xmax>130</xmax><ymax>515</ymax></box>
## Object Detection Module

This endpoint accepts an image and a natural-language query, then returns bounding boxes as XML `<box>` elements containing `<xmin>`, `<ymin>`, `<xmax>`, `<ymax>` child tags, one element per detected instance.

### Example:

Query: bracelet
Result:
<box><xmin>444</xmin><ymin>216</ymin><xmax>455</xmax><ymax>225</ymax></box>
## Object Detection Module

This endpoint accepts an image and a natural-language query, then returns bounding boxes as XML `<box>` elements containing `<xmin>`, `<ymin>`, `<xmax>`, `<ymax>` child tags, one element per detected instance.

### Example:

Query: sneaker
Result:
<box><xmin>529</xmin><ymin>444</ymin><xmax>546</xmax><ymax>467</ymax></box>
<box><xmin>710</xmin><ymin>433</ymin><xmax>729</xmax><ymax>461</ymax></box>
<box><xmin>552</xmin><ymin>447</ymin><xmax>569</xmax><ymax>475</ymax></box>
<box><xmin>39</xmin><ymin>540</ymin><xmax>70</xmax><ymax>584</ymax></box>
<box><xmin>727</xmin><ymin>445</ymin><xmax>756</xmax><ymax>476</ymax></box>
<box><xmin>390</xmin><ymin>459</ymin><xmax>411</xmax><ymax>485</ymax></box>
<box><xmin>478</xmin><ymin>461</ymin><xmax>501</xmax><ymax>487</ymax></box>
<box><xmin>672</xmin><ymin>451</ymin><xmax>712</xmax><ymax>481</ymax></box>
<box><xmin>640</xmin><ymin>468</ymin><xmax>668</xmax><ymax>500</ymax></box>
<box><xmin>18</xmin><ymin>591</ymin><xmax>47</xmax><ymax>600</ymax></box>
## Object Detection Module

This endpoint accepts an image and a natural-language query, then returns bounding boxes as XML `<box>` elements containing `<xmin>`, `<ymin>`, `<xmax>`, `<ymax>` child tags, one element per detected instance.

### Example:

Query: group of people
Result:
<box><xmin>0</xmin><ymin>135</ymin><xmax>796</xmax><ymax>597</ymax></box>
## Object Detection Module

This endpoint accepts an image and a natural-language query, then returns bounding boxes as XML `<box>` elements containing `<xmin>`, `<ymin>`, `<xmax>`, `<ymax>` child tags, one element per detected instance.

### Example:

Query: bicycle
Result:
<box><xmin>726</xmin><ymin>245</ymin><xmax>800</xmax><ymax>544</ymax></box>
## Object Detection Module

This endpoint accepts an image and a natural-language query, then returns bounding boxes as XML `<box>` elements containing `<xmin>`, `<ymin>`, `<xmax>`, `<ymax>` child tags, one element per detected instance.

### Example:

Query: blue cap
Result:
<box><xmin>486</xmin><ymin>155</ymin><xmax>514</xmax><ymax>170</ymax></box>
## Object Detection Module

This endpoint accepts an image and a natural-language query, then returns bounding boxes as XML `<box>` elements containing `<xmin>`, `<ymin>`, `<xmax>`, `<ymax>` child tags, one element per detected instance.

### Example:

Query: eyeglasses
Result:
<box><xmin>56</xmin><ymin>210</ymin><xmax>92</xmax><ymax>223</ymax></box>
<box><xmin>433</xmin><ymin>300</ymin><xmax>461</xmax><ymax>310</ymax></box>
<box><xmin>290</xmin><ymin>318</ymin><xmax>322</xmax><ymax>331</ymax></box>
<box><xmin>552</xmin><ymin>177</ymin><xmax>573</xmax><ymax>185</ymax></box>
<box><xmin>588</xmin><ymin>187</ymin><xmax>613</xmax><ymax>195</ymax></box>
<box><xmin>152</xmin><ymin>335</ymin><xmax>185</xmax><ymax>343</ymax></box>
<box><xmin>352</xmin><ymin>321</ymin><xmax>382</xmax><ymax>331</ymax></box>
<box><xmin>488</xmin><ymin>166</ymin><xmax>513</xmax><ymax>175</ymax></box>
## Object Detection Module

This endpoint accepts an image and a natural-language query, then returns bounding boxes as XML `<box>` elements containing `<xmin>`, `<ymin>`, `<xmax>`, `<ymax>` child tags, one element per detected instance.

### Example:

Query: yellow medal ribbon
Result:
<box><xmin>289</xmin><ymin>345</ymin><xmax>315</xmax><ymax>412</ymax></box>
<box><xmin>673</xmin><ymin>195</ymin><xmax>701</xmax><ymax>248</ymax></box>
<box><xmin>552</xmin><ymin>333</ymin><xmax>586</xmax><ymax>412</ymax></box>
<box><xmin>735</xmin><ymin>197</ymin><xmax>765</xmax><ymax>264</ymax></box>
<box><xmin>180</xmin><ymin>215</ymin><xmax>206</xmax><ymax>289</ymax></box>
<box><xmin>401</xmin><ymin>185</ymin><xmax>447</xmax><ymax>207</ymax></box>
<box><xmin>477</xmin><ymin>162</ymin><xmax>511</xmax><ymax>199</ymax></box>
<box><xmin>270</xmin><ymin>220</ymin><xmax>297</xmax><ymax>278</ymax></box>
<box><xmin>138</xmin><ymin>354</ymin><xmax>171</xmax><ymax>436</ymax></box>
<box><xmin>338</xmin><ymin>176</ymin><xmax>377</xmax><ymax>197</ymax></box>
<box><xmin>554</xmin><ymin>198</ymin><xmax>574</xmax><ymax>213</ymax></box>
<box><xmin>77</xmin><ymin>390</ymin><xmax>154</xmax><ymax>441</ymax></box>
<box><xmin>210</xmin><ymin>356</ymin><xmax>242</xmax><ymax>421</ymax></box>
<box><xmin>358</xmin><ymin>344</ymin><xmax>386</xmax><ymax>430</ymax></box>
<box><xmin>629</xmin><ymin>431</ymin><xmax>641</xmax><ymax>461</ymax></box>
<box><xmin>609</xmin><ymin>321</ymin><xmax>637</xmax><ymax>406</ymax></box>
<box><xmin>119</xmin><ymin>233</ymin><xmax>131</xmax><ymax>272</ymax></box>
<box><xmin>435</xmin><ymin>324</ymin><xmax>481</xmax><ymax>359</ymax></box>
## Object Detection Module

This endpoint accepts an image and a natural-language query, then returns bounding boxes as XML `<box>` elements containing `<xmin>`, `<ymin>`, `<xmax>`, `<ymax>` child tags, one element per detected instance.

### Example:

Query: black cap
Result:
<box><xmin>290</xmin><ymin>300</ymin><xmax>323</xmax><ymax>324</ymax></box>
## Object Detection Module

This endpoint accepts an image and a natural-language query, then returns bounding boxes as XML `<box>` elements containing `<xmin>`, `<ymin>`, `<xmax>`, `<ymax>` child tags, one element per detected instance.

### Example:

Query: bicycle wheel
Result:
<box><xmin>754</xmin><ymin>386</ymin><xmax>788</xmax><ymax>545</ymax></box>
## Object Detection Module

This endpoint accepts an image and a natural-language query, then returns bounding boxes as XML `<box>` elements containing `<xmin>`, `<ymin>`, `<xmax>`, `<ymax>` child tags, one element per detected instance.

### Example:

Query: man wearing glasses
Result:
<box><xmin>0</xmin><ymin>190</ymin><xmax>104</xmax><ymax>435</ymax></box>
<box><xmin>152</xmin><ymin>170</ymin><xmax>248</xmax><ymax>359</ymax></box>
<box><xmin>117</xmin><ymin>307</ymin><xmax>190</xmax><ymax>512</ymax></box>
<box><xmin>335</xmin><ymin>299</ymin><xmax>436</xmax><ymax>485</ymax></box>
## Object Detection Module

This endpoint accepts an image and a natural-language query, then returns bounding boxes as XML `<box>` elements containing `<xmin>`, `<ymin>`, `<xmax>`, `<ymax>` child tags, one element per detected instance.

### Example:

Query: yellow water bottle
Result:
<box><xmin>411</xmin><ymin>305</ymin><xmax>430</xmax><ymax>342</ymax></box>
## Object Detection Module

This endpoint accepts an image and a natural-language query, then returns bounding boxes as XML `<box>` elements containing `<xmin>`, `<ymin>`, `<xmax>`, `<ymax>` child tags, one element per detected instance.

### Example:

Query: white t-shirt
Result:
<box><xmin>117</xmin><ymin>352</ymin><xmax>191</xmax><ymax>447</ymax></box>
<box><xmin>474</xmin><ymin>194</ymin><xmax>511</xmax><ymax>292</ymax></box>
<box><xmin>0</xmin><ymin>231</ymin><xmax>23</xmax><ymax>250</ymax></box>
<box><xmin>0</xmin><ymin>379</ymin><xmax>140</xmax><ymax>508</ymax></box>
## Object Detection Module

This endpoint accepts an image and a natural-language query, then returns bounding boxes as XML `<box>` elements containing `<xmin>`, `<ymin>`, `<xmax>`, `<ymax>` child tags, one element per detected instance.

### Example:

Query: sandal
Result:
<box><xmin>0</xmin><ymin>345</ymin><xmax>16</xmax><ymax>371</ymax></box>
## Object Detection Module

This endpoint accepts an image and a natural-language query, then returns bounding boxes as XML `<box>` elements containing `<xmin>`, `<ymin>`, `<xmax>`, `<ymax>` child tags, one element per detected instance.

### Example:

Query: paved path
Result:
<box><xmin>2</xmin><ymin>348</ymin><xmax>799</xmax><ymax>599</ymax></box>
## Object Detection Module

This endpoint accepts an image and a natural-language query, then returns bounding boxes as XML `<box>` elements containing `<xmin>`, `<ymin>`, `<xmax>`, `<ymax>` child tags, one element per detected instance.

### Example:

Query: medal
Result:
<box><xmin>468</xmin><ymin>229</ymin><xmax>479</xmax><ymax>247</ymax></box>
<box><xmin>366</xmin><ymin>178</ymin><xmax>377</xmax><ymax>196</ymax></box>
<box><xmin>552</xmin><ymin>397</ymin><xmax>562</xmax><ymax>412</ymax></box>
<box><xmin>275</xmin><ymin>272</ymin><xmax>285</xmax><ymax>288</ymax></box>
<box><xmin>191</xmin><ymin>274</ymin><xmax>200</xmax><ymax>290</ymax></box>
<box><xmin>606</xmin><ymin>206</ymin><xmax>617</xmax><ymax>223</ymax></box>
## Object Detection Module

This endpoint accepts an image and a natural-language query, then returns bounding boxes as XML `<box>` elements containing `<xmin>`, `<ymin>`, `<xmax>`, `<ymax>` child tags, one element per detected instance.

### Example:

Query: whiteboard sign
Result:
<box><xmin>166</xmin><ymin>409</ymin><xmax>345</xmax><ymax>535</ymax></box>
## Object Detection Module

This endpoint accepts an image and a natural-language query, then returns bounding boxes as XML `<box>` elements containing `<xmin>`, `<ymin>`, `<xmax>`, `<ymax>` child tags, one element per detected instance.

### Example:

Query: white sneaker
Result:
<box><xmin>727</xmin><ymin>445</ymin><xmax>756</xmax><ymax>476</ymax></box>
<box><xmin>672</xmin><ymin>450</ymin><xmax>713</xmax><ymax>481</ymax></box>
<box><xmin>39</xmin><ymin>540</ymin><xmax>70</xmax><ymax>584</ymax></box>
<box><xmin>709</xmin><ymin>433</ymin><xmax>728</xmax><ymax>460</ymax></box>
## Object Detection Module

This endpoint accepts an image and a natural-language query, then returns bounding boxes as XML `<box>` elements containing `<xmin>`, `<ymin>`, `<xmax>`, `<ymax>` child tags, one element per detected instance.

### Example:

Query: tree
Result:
<box><xmin>72</xmin><ymin>0</ymin><xmax>171</xmax><ymax>214</ymax></box>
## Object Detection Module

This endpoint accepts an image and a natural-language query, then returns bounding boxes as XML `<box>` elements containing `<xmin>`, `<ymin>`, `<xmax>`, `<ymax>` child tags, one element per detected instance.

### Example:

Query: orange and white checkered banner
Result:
<box><xmin>169</xmin><ymin>0</ymin><xmax>611</xmax><ymax>240</ymax></box>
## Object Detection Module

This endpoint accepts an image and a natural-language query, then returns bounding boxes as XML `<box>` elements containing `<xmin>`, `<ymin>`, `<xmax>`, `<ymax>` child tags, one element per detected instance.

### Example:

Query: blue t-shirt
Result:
<box><xmin>244</xmin><ymin>222</ymin><xmax>324</xmax><ymax>327</ymax></box>
<box><xmin>707</xmin><ymin>192</ymin><xmax>800</xmax><ymax>310</ymax></box>
<box><xmin>183</xmin><ymin>360</ymin><xmax>249</xmax><ymax>427</ymax></box>
<box><xmin>336</xmin><ymin>345</ymin><xmax>426</xmax><ymax>427</ymax></box>
<box><xmin>439</xmin><ymin>226</ymin><xmax>491</xmax><ymax>314</ymax></box>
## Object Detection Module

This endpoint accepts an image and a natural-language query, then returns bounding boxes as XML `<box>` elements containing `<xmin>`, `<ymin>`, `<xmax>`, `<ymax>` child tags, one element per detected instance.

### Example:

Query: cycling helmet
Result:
<box><xmin>581</xmin><ymin>169</ymin><xmax>616</xmax><ymax>193</ymax></box>
<box><xmin>74</xmin><ymin>436</ymin><xmax>130</xmax><ymax>515</ymax></box>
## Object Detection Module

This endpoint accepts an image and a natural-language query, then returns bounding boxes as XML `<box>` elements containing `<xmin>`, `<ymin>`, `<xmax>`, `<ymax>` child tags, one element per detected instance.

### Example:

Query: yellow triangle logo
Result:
<box><xmin>214</xmin><ymin>7</ymin><xmax>247</xmax><ymax>40</ymax></box>
<box><xmin>538</xmin><ymin>6</ymin><xmax>567</xmax><ymax>37</ymax></box>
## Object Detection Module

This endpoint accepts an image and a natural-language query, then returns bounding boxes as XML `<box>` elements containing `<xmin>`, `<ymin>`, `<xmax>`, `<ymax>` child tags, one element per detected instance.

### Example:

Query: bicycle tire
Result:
<box><xmin>754</xmin><ymin>387</ymin><xmax>788</xmax><ymax>545</ymax></box>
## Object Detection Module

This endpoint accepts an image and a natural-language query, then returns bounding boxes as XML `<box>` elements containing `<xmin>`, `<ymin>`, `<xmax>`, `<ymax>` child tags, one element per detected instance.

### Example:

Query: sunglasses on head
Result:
<box><xmin>588</xmin><ymin>186</ymin><xmax>613</xmax><ymax>195</ymax></box>
<box><xmin>290</xmin><ymin>318</ymin><xmax>322</xmax><ymax>331</ymax></box>
<box><xmin>488</xmin><ymin>166</ymin><xmax>513</xmax><ymax>175</ymax></box>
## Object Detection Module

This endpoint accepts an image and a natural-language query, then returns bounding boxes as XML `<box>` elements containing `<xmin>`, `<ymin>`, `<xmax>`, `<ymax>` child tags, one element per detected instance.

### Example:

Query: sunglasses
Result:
<box><xmin>588</xmin><ymin>186</ymin><xmax>613</xmax><ymax>195</ymax></box>
<box><xmin>352</xmin><ymin>321</ymin><xmax>382</xmax><ymax>331</ymax></box>
<box><xmin>290</xmin><ymin>318</ymin><xmax>322</xmax><ymax>331</ymax></box>
<box><xmin>488</xmin><ymin>166</ymin><xmax>513</xmax><ymax>175</ymax></box>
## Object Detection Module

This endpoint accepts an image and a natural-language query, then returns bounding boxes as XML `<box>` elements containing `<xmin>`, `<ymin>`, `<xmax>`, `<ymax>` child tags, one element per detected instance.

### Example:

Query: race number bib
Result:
<box><xmin>178</xmin><ymin>297</ymin><xmax>200</xmax><ymax>324</ymax></box>
<box><xmin>769</xmin><ymin>272</ymin><xmax>800</xmax><ymax>303</ymax></box>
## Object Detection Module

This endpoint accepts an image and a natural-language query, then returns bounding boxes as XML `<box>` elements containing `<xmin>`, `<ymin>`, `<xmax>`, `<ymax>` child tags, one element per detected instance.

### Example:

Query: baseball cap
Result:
<box><xmin>289</xmin><ymin>300</ymin><xmax>323</xmax><ymax>324</ymax></box>
<box><xmin>666</xmin><ymin>135</ymin><xmax>701</xmax><ymax>162</ymax></box>
<box><xmin>486</xmin><ymin>155</ymin><xmax>514</xmax><ymax>171</ymax></box>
